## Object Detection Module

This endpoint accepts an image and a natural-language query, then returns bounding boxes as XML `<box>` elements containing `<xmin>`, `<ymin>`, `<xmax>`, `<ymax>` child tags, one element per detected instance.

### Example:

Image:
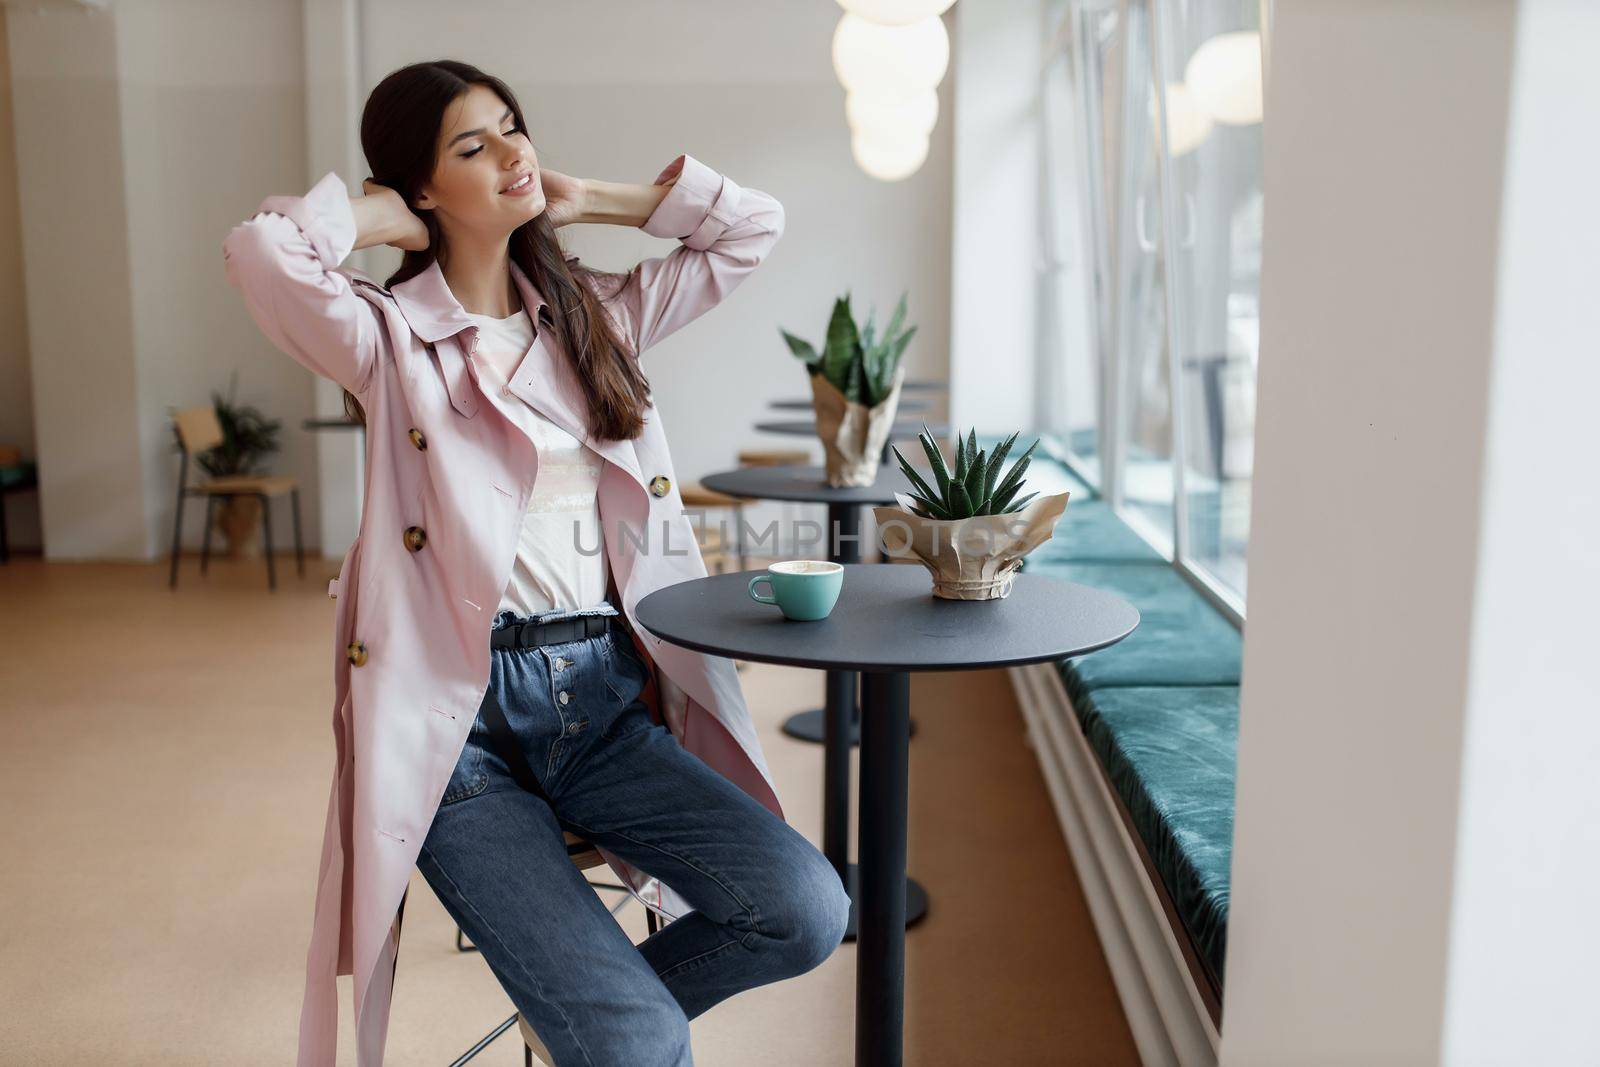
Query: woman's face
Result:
<box><xmin>415</xmin><ymin>83</ymin><xmax>546</xmax><ymax>237</ymax></box>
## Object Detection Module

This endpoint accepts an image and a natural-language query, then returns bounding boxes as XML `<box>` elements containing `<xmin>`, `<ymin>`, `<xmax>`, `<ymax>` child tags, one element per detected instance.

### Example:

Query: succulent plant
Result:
<box><xmin>890</xmin><ymin>425</ymin><xmax>1041</xmax><ymax>520</ymax></box>
<box><xmin>780</xmin><ymin>291</ymin><xmax>915</xmax><ymax>407</ymax></box>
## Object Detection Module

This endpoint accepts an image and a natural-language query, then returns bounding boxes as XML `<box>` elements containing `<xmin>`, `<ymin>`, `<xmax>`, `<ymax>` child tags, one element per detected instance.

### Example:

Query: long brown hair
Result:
<box><xmin>343</xmin><ymin>60</ymin><xmax>649</xmax><ymax>439</ymax></box>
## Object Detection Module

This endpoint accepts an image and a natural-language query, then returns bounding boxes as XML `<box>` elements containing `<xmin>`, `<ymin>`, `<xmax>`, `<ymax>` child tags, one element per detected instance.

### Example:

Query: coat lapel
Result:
<box><xmin>390</xmin><ymin>258</ymin><xmax>647</xmax><ymax>494</ymax></box>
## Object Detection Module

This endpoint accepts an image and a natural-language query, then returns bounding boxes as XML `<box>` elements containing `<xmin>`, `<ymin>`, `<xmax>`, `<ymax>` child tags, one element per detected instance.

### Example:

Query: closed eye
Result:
<box><xmin>460</xmin><ymin>125</ymin><xmax>524</xmax><ymax>159</ymax></box>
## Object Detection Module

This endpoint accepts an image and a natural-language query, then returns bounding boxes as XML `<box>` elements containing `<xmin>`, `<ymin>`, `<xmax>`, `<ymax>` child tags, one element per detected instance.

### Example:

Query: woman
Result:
<box><xmin>223</xmin><ymin>59</ymin><xmax>850</xmax><ymax>1067</ymax></box>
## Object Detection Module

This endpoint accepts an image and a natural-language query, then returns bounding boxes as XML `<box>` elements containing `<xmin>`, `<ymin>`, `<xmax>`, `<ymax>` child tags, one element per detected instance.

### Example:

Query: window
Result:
<box><xmin>1045</xmin><ymin>0</ymin><xmax>1265</xmax><ymax>621</ymax></box>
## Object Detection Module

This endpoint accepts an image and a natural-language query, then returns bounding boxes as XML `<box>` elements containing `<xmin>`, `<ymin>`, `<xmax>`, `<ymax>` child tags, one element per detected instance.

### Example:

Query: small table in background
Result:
<box><xmin>636</xmin><ymin>564</ymin><xmax>1139</xmax><ymax>1067</ymax></box>
<box><xmin>751</xmin><ymin>418</ymin><xmax>950</xmax><ymax>465</ymax></box>
<box><xmin>767</xmin><ymin>397</ymin><xmax>931</xmax><ymax>414</ymax></box>
<box><xmin>301</xmin><ymin>416</ymin><xmax>364</xmax><ymax>435</ymax></box>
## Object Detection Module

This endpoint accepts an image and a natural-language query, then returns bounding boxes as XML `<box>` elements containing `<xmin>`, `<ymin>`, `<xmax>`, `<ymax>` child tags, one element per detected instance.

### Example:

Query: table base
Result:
<box><xmin>780</xmin><ymin>706</ymin><xmax>919</xmax><ymax>745</ymax></box>
<box><xmin>839</xmin><ymin>863</ymin><xmax>929</xmax><ymax>942</ymax></box>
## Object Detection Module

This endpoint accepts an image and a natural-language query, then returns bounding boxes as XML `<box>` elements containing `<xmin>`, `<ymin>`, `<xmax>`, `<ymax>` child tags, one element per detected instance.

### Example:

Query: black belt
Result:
<box><xmin>489</xmin><ymin>612</ymin><xmax>615</xmax><ymax>651</ymax></box>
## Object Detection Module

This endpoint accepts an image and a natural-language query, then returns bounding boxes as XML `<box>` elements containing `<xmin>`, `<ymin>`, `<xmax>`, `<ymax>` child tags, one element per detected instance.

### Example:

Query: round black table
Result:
<box><xmin>768</xmin><ymin>397</ymin><xmax>930</xmax><ymax>414</ymax></box>
<box><xmin>752</xmin><ymin>418</ymin><xmax>950</xmax><ymax>466</ymax></box>
<box><xmin>636</xmin><ymin>565</ymin><xmax>1139</xmax><ymax>1067</ymax></box>
<box><xmin>700</xmin><ymin>463</ymin><xmax>932</xmax><ymax>935</ymax></box>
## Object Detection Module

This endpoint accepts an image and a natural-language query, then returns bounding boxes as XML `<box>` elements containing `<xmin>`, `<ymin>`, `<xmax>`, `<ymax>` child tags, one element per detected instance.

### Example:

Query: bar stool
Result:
<box><xmin>449</xmin><ymin>830</ymin><xmax>665</xmax><ymax>1066</ymax></box>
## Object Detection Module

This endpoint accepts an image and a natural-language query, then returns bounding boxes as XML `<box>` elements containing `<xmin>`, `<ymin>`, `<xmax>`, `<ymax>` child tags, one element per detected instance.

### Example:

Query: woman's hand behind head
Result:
<box><xmin>361</xmin><ymin>179</ymin><xmax>430</xmax><ymax>252</ymax></box>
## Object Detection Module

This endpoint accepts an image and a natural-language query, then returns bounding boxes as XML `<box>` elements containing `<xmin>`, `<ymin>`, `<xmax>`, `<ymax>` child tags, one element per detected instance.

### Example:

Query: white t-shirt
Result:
<box><xmin>465</xmin><ymin>305</ymin><xmax>612</xmax><ymax>618</ymax></box>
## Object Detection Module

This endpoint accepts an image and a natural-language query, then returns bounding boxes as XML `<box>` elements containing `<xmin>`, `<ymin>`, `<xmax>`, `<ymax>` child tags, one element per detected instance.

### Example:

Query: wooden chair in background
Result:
<box><xmin>168</xmin><ymin>406</ymin><xmax>304</xmax><ymax>591</ymax></box>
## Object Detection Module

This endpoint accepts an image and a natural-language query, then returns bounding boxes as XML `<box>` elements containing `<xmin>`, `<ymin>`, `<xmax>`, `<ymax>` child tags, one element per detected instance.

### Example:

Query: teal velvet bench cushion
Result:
<box><xmin>1073</xmin><ymin>685</ymin><xmax>1239</xmax><ymax>987</ymax></box>
<box><xmin>1024</xmin><ymin>501</ymin><xmax>1166</xmax><ymax>565</ymax></box>
<box><xmin>1031</xmin><ymin>560</ymin><xmax>1243</xmax><ymax>704</ymax></box>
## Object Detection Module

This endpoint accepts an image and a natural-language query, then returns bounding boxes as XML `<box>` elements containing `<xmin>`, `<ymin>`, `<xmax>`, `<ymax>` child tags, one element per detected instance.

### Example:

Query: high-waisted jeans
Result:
<box><xmin>416</xmin><ymin>602</ymin><xmax>852</xmax><ymax>1067</ymax></box>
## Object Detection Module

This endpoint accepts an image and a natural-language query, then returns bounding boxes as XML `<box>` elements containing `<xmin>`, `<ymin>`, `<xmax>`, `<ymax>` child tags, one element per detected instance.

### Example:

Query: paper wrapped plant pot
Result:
<box><xmin>810</xmin><ymin>362</ymin><xmax>905</xmax><ymax>488</ymax></box>
<box><xmin>871</xmin><ymin>490</ymin><xmax>1071</xmax><ymax>600</ymax></box>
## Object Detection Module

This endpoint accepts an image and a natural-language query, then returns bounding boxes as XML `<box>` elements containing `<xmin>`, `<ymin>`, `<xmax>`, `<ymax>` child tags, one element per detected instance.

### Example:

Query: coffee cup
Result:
<box><xmin>746</xmin><ymin>560</ymin><xmax>843</xmax><ymax>621</ymax></box>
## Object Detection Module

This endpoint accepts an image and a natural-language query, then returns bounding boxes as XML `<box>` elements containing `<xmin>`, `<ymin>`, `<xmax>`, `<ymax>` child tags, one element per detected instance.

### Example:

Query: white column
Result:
<box><xmin>1222</xmin><ymin>1</ymin><xmax>1600</xmax><ymax>1062</ymax></box>
<box><xmin>1440</xmin><ymin>1</ymin><xmax>1600</xmax><ymax>1059</ymax></box>
<box><xmin>948</xmin><ymin>0</ymin><xmax>1047</xmax><ymax>440</ymax></box>
<box><xmin>303</xmin><ymin>0</ymin><xmax>369</xmax><ymax>559</ymax></box>
<box><xmin>7</xmin><ymin>5</ymin><xmax>146</xmax><ymax>559</ymax></box>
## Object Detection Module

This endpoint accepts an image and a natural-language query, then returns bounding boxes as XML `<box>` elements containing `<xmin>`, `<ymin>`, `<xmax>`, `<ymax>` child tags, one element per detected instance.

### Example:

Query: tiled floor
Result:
<box><xmin>0</xmin><ymin>554</ymin><xmax>1137</xmax><ymax>1065</ymax></box>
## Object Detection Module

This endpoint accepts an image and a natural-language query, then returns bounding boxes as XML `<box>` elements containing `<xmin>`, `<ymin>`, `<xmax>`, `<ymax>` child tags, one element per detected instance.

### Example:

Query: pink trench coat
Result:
<box><xmin>222</xmin><ymin>153</ymin><xmax>786</xmax><ymax>1066</ymax></box>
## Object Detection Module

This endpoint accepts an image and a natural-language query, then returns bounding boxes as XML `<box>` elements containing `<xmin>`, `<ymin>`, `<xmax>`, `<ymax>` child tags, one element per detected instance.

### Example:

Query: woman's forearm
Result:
<box><xmin>349</xmin><ymin>194</ymin><xmax>410</xmax><ymax>252</ymax></box>
<box><xmin>570</xmin><ymin>179</ymin><xmax>673</xmax><ymax>228</ymax></box>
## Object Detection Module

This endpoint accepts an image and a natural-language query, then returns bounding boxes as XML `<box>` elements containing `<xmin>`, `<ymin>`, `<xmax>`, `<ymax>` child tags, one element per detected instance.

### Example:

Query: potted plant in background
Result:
<box><xmin>780</xmin><ymin>291</ymin><xmax>916</xmax><ymax>487</ymax></box>
<box><xmin>872</xmin><ymin>425</ymin><xmax>1070</xmax><ymax>600</ymax></box>
<box><xmin>179</xmin><ymin>372</ymin><xmax>283</xmax><ymax>558</ymax></box>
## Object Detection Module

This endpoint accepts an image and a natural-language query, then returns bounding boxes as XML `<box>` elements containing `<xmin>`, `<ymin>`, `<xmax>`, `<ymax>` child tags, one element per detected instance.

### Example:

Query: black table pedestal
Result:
<box><xmin>826</xmin><ymin>663</ymin><xmax>929</xmax><ymax>939</ymax></box>
<box><xmin>781</xmin><ymin>502</ymin><xmax>926</xmax><ymax>939</ymax></box>
<box><xmin>781</xmin><ymin>503</ymin><xmax>919</xmax><ymax>746</ymax></box>
<box><xmin>858</xmin><ymin>670</ymin><xmax>912</xmax><ymax>1065</ymax></box>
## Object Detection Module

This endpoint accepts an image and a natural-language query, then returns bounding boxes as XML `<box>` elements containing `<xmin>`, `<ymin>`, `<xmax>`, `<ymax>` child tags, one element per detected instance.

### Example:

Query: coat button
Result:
<box><xmin>649</xmin><ymin>475</ymin><xmax>671</xmax><ymax>498</ymax></box>
<box><xmin>347</xmin><ymin>641</ymin><xmax>368</xmax><ymax>667</ymax></box>
<box><xmin>403</xmin><ymin>525</ymin><xmax>427</xmax><ymax>552</ymax></box>
<box><xmin>409</xmin><ymin>428</ymin><xmax>426</xmax><ymax>451</ymax></box>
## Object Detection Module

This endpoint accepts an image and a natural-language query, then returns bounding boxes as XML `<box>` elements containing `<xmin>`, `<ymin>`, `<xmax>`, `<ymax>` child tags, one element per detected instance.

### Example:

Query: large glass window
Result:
<box><xmin>1041</xmin><ymin>3</ymin><xmax>1121</xmax><ymax>491</ymax></box>
<box><xmin>1155</xmin><ymin>0</ymin><xmax>1262</xmax><ymax>605</ymax></box>
<box><xmin>1113</xmin><ymin>3</ymin><xmax>1178</xmax><ymax>552</ymax></box>
<box><xmin>1045</xmin><ymin>0</ymin><xmax>1265</xmax><ymax>621</ymax></box>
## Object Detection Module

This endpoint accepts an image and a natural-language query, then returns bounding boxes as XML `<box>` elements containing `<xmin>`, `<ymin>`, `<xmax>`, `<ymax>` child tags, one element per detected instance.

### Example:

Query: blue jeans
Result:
<box><xmin>417</xmin><ymin>603</ymin><xmax>852</xmax><ymax>1066</ymax></box>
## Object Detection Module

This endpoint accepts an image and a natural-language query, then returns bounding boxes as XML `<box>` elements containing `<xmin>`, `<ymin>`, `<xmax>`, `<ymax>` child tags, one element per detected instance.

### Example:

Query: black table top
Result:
<box><xmin>753</xmin><ymin>419</ymin><xmax>949</xmax><ymax>441</ymax></box>
<box><xmin>635</xmin><ymin>563</ymin><xmax>1139</xmax><ymax>673</ymax></box>
<box><xmin>768</xmin><ymin>397</ymin><xmax>931</xmax><ymax>413</ymax></box>
<box><xmin>700</xmin><ymin>463</ymin><xmax>932</xmax><ymax>506</ymax></box>
<box><xmin>901</xmin><ymin>380</ymin><xmax>946</xmax><ymax>393</ymax></box>
<box><xmin>302</xmin><ymin>417</ymin><xmax>364</xmax><ymax>431</ymax></box>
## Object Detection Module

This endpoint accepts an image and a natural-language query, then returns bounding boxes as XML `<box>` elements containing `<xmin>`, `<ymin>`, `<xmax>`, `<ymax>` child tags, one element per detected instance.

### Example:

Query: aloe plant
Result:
<box><xmin>890</xmin><ymin>425</ymin><xmax>1040</xmax><ymax>520</ymax></box>
<box><xmin>780</xmin><ymin>292</ymin><xmax>915</xmax><ymax>407</ymax></box>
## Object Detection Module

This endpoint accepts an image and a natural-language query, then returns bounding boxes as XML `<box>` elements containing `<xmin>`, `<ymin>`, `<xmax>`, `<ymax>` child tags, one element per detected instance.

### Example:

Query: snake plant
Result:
<box><xmin>890</xmin><ymin>425</ymin><xmax>1040</xmax><ymax>520</ymax></box>
<box><xmin>780</xmin><ymin>292</ymin><xmax>916</xmax><ymax>408</ymax></box>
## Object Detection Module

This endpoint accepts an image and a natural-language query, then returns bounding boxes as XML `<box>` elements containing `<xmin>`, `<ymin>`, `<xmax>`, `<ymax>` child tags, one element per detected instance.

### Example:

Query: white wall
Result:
<box><xmin>1441</xmin><ymin>1</ymin><xmax>1600</xmax><ymax>1059</ymax></box>
<box><xmin>949</xmin><ymin>0</ymin><xmax>1048</xmax><ymax>440</ymax></box>
<box><xmin>1222</xmin><ymin>1</ymin><xmax>1600</xmax><ymax>1062</ymax></box>
<box><xmin>7</xmin><ymin>4</ymin><xmax>147</xmax><ymax>560</ymax></box>
<box><xmin>119</xmin><ymin>0</ymin><xmax>315</xmax><ymax>559</ymax></box>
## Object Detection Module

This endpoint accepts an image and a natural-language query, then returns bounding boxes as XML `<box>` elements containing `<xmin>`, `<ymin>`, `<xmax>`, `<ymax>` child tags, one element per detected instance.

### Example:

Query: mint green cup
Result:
<box><xmin>747</xmin><ymin>560</ymin><xmax>844</xmax><ymax>621</ymax></box>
